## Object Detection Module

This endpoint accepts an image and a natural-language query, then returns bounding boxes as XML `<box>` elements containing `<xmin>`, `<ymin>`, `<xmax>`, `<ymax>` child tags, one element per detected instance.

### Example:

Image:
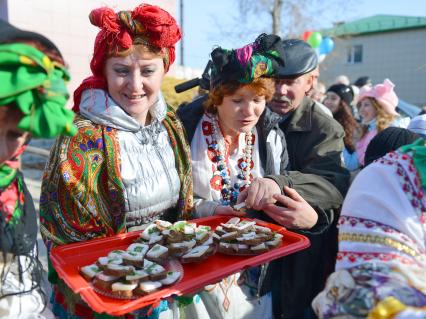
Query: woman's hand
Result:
<box><xmin>237</xmin><ymin>177</ymin><xmax>281</xmax><ymax>210</ymax></box>
<box><xmin>214</xmin><ymin>205</ymin><xmax>246</xmax><ymax>217</ymax></box>
<box><xmin>262</xmin><ymin>186</ymin><xmax>318</xmax><ymax>230</ymax></box>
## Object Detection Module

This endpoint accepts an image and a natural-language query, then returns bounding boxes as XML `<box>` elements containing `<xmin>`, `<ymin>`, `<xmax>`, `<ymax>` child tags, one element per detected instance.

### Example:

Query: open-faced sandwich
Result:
<box><xmin>79</xmin><ymin>235</ymin><xmax>182</xmax><ymax>299</ymax></box>
<box><xmin>215</xmin><ymin>218</ymin><xmax>283</xmax><ymax>255</ymax></box>
<box><xmin>136</xmin><ymin>220</ymin><xmax>216</xmax><ymax>262</ymax></box>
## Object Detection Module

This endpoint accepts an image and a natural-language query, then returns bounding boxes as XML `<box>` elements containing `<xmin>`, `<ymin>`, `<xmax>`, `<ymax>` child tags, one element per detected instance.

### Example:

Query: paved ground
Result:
<box><xmin>21</xmin><ymin>140</ymin><xmax>53</xmax><ymax>300</ymax></box>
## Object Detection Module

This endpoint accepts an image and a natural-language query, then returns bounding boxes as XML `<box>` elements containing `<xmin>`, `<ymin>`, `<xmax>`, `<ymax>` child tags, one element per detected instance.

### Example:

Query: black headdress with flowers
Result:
<box><xmin>209</xmin><ymin>33</ymin><xmax>285</xmax><ymax>88</ymax></box>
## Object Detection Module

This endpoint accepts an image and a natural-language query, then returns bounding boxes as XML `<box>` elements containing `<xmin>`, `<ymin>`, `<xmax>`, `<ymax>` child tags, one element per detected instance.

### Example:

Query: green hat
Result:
<box><xmin>0</xmin><ymin>42</ymin><xmax>76</xmax><ymax>138</ymax></box>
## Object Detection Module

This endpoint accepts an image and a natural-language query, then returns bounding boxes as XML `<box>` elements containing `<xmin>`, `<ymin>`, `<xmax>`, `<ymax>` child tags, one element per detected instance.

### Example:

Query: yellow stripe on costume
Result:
<box><xmin>368</xmin><ymin>297</ymin><xmax>407</xmax><ymax>319</ymax></box>
<box><xmin>19</xmin><ymin>55</ymin><xmax>36</xmax><ymax>66</ymax></box>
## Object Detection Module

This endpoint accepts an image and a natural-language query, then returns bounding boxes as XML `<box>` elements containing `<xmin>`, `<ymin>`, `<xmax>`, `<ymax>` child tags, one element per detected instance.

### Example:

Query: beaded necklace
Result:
<box><xmin>207</xmin><ymin>114</ymin><xmax>254</xmax><ymax>206</ymax></box>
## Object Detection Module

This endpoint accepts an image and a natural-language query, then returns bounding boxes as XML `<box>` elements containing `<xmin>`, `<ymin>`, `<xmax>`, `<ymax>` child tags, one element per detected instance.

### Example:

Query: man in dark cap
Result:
<box><xmin>245</xmin><ymin>39</ymin><xmax>350</xmax><ymax>319</ymax></box>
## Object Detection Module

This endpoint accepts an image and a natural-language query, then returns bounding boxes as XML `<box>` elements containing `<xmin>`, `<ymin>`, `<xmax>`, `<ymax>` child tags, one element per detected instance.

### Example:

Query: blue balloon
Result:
<box><xmin>319</xmin><ymin>37</ymin><xmax>334</xmax><ymax>55</ymax></box>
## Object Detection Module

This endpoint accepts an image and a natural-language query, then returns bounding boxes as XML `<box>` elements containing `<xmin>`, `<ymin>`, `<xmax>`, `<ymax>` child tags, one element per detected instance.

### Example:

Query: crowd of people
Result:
<box><xmin>1</xmin><ymin>3</ymin><xmax>425</xmax><ymax>319</ymax></box>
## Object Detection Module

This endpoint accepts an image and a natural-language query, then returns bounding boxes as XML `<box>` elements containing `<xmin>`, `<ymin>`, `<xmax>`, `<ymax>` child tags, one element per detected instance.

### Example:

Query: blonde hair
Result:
<box><xmin>361</xmin><ymin>97</ymin><xmax>395</xmax><ymax>137</ymax></box>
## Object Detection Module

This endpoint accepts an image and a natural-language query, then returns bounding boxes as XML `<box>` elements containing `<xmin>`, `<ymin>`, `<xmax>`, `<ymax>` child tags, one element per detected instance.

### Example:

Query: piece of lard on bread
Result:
<box><xmin>126</xmin><ymin>269</ymin><xmax>150</xmax><ymax>284</ymax></box>
<box><xmin>92</xmin><ymin>272</ymin><xmax>121</xmax><ymax>291</ymax></box>
<box><xmin>146</xmin><ymin>244</ymin><xmax>168</xmax><ymax>263</ymax></box>
<box><xmin>169</xmin><ymin>240</ymin><xmax>196</xmax><ymax>255</ymax></box>
<box><xmin>195</xmin><ymin>230</ymin><xmax>210</xmax><ymax>244</ymax></box>
<box><xmin>140</xmin><ymin>224</ymin><xmax>161</xmax><ymax>241</ymax></box>
<box><xmin>266</xmin><ymin>233</ymin><xmax>283</xmax><ymax>248</ymax></box>
<box><xmin>233</xmin><ymin>202</ymin><xmax>247</xmax><ymax>213</ymax></box>
<box><xmin>236</xmin><ymin>232</ymin><xmax>263</xmax><ymax>245</ymax></box>
<box><xmin>104</xmin><ymin>263</ymin><xmax>135</xmax><ymax>277</ymax></box>
<box><xmin>127</xmin><ymin>243</ymin><xmax>149</xmax><ymax>256</ymax></box>
<box><xmin>234</xmin><ymin>220</ymin><xmax>256</xmax><ymax>232</ymax></box>
<box><xmin>108</xmin><ymin>250</ymin><xmax>127</xmax><ymax>259</ymax></box>
<box><xmin>155</xmin><ymin>220</ymin><xmax>172</xmax><ymax>231</ymax></box>
<box><xmin>250</xmin><ymin>242</ymin><xmax>269</xmax><ymax>254</ymax></box>
<box><xmin>80</xmin><ymin>264</ymin><xmax>101</xmax><ymax>281</ymax></box>
<box><xmin>111</xmin><ymin>282</ymin><xmax>138</xmax><ymax>297</ymax></box>
<box><xmin>135</xmin><ymin>281</ymin><xmax>162</xmax><ymax>295</ymax></box>
<box><xmin>220</xmin><ymin>231</ymin><xmax>239</xmax><ymax>242</ymax></box>
<box><xmin>97</xmin><ymin>256</ymin><xmax>123</xmax><ymax>270</ymax></box>
<box><xmin>123</xmin><ymin>251</ymin><xmax>145</xmax><ymax>268</ymax></box>
<box><xmin>181</xmin><ymin>245</ymin><xmax>211</xmax><ymax>263</ymax></box>
<box><xmin>160</xmin><ymin>271</ymin><xmax>181</xmax><ymax>285</ymax></box>
<box><xmin>145</xmin><ymin>263</ymin><xmax>167</xmax><ymax>281</ymax></box>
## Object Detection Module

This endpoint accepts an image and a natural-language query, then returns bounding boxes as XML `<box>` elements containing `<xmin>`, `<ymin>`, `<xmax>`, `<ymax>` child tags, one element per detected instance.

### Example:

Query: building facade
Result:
<box><xmin>0</xmin><ymin>0</ymin><xmax>194</xmax><ymax>106</ymax></box>
<box><xmin>320</xmin><ymin>15</ymin><xmax>426</xmax><ymax>106</ymax></box>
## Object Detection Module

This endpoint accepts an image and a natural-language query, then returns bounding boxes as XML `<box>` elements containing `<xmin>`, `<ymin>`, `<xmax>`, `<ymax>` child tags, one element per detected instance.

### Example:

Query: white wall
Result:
<box><xmin>7</xmin><ymin>0</ymin><xmax>177</xmax><ymax>107</ymax></box>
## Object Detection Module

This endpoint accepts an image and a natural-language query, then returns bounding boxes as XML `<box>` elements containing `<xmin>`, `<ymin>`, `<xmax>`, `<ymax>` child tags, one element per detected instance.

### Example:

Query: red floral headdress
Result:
<box><xmin>73</xmin><ymin>4</ymin><xmax>181</xmax><ymax>112</ymax></box>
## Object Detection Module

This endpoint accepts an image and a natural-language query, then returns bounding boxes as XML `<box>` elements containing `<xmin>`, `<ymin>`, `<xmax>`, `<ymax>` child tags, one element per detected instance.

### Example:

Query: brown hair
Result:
<box><xmin>361</xmin><ymin>97</ymin><xmax>395</xmax><ymax>137</ymax></box>
<box><xmin>334</xmin><ymin>101</ymin><xmax>360</xmax><ymax>153</ymax></box>
<box><xmin>108</xmin><ymin>36</ymin><xmax>170</xmax><ymax>70</ymax></box>
<box><xmin>204</xmin><ymin>78</ymin><xmax>274</xmax><ymax>114</ymax></box>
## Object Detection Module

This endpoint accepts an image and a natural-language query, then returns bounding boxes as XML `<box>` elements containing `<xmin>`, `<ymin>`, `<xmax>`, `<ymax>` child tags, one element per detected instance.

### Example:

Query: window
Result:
<box><xmin>346</xmin><ymin>45</ymin><xmax>363</xmax><ymax>64</ymax></box>
<box><xmin>0</xmin><ymin>0</ymin><xmax>8</xmax><ymax>20</ymax></box>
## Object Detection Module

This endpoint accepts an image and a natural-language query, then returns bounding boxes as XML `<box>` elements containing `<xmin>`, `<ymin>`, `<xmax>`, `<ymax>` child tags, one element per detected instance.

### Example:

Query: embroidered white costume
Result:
<box><xmin>312</xmin><ymin>140</ymin><xmax>426</xmax><ymax>319</ymax></box>
<box><xmin>184</xmin><ymin>113</ymin><xmax>274</xmax><ymax>319</ymax></box>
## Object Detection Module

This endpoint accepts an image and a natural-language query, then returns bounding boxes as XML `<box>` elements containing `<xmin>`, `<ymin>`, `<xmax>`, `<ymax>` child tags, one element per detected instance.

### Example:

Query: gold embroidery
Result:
<box><xmin>339</xmin><ymin>232</ymin><xmax>419</xmax><ymax>257</ymax></box>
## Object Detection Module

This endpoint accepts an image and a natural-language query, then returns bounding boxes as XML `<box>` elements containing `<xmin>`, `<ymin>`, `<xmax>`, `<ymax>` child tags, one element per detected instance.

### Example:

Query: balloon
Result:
<box><xmin>302</xmin><ymin>31</ymin><xmax>312</xmax><ymax>42</ymax></box>
<box><xmin>307</xmin><ymin>31</ymin><xmax>323</xmax><ymax>49</ymax></box>
<box><xmin>319</xmin><ymin>37</ymin><xmax>334</xmax><ymax>55</ymax></box>
<box><xmin>318</xmin><ymin>54</ymin><xmax>326</xmax><ymax>64</ymax></box>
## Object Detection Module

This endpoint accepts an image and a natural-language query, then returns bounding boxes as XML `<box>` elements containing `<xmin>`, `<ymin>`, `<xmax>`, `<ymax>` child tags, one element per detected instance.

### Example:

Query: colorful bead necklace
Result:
<box><xmin>208</xmin><ymin>115</ymin><xmax>254</xmax><ymax>206</ymax></box>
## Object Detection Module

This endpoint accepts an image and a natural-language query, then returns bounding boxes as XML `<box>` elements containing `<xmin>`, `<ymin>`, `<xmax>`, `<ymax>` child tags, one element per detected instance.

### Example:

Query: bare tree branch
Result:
<box><xmin>213</xmin><ymin>0</ymin><xmax>357</xmax><ymax>41</ymax></box>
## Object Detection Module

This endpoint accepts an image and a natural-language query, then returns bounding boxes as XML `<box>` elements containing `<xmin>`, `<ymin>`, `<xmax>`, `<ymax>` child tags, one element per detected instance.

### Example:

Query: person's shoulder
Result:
<box><xmin>308</xmin><ymin>101</ymin><xmax>344</xmax><ymax>134</ymax></box>
<box><xmin>176</xmin><ymin>95</ymin><xmax>206</xmax><ymax>131</ymax></box>
<box><xmin>259</xmin><ymin>107</ymin><xmax>282</xmax><ymax>130</ymax></box>
<box><xmin>313</xmin><ymin>101</ymin><xmax>333</xmax><ymax>118</ymax></box>
<box><xmin>177</xmin><ymin>95</ymin><xmax>206</xmax><ymax>118</ymax></box>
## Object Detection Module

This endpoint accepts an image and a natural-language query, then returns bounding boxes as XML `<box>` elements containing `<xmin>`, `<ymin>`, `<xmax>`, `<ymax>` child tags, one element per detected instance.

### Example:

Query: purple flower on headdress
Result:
<box><xmin>235</xmin><ymin>43</ymin><xmax>258</xmax><ymax>67</ymax></box>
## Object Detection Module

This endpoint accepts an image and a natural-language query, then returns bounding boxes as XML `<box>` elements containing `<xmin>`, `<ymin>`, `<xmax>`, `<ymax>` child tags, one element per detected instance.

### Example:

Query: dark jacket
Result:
<box><xmin>264</xmin><ymin>97</ymin><xmax>351</xmax><ymax>319</ymax></box>
<box><xmin>177</xmin><ymin>96</ymin><xmax>289</xmax><ymax>175</ymax></box>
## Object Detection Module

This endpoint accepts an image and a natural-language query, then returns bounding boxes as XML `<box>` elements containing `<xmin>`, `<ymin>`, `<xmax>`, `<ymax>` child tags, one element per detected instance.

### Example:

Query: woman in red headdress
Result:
<box><xmin>40</xmin><ymin>4</ymin><xmax>193</xmax><ymax>318</ymax></box>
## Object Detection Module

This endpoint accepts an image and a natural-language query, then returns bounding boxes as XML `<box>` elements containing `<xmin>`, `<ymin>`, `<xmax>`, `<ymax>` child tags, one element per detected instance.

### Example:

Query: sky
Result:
<box><xmin>177</xmin><ymin>0</ymin><xmax>426</xmax><ymax>70</ymax></box>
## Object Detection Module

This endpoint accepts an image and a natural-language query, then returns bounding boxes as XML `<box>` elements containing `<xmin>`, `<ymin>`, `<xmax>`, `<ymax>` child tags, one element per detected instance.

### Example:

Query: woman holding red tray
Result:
<box><xmin>0</xmin><ymin>19</ymin><xmax>76</xmax><ymax>318</ymax></box>
<box><xmin>39</xmin><ymin>3</ymin><xmax>193</xmax><ymax>318</ymax></box>
<box><xmin>178</xmin><ymin>34</ymin><xmax>315</xmax><ymax>319</ymax></box>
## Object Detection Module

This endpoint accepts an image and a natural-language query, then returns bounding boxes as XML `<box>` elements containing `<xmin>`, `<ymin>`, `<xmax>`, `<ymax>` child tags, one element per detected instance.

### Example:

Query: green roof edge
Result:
<box><xmin>322</xmin><ymin>14</ymin><xmax>426</xmax><ymax>37</ymax></box>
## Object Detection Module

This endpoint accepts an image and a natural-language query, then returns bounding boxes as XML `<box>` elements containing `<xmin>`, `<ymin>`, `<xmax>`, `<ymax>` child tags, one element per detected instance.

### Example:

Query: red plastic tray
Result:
<box><xmin>50</xmin><ymin>216</ymin><xmax>310</xmax><ymax>316</ymax></box>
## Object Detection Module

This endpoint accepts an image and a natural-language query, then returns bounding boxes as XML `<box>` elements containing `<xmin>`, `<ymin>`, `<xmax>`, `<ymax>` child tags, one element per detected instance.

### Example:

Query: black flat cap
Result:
<box><xmin>0</xmin><ymin>19</ymin><xmax>61</xmax><ymax>56</ymax></box>
<box><xmin>273</xmin><ymin>39</ymin><xmax>318</xmax><ymax>79</ymax></box>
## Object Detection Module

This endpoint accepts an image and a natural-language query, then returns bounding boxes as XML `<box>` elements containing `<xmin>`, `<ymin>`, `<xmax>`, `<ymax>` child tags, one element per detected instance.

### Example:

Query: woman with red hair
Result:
<box><xmin>40</xmin><ymin>4</ymin><xmax>192</xmax><ymax>318</ymax></box>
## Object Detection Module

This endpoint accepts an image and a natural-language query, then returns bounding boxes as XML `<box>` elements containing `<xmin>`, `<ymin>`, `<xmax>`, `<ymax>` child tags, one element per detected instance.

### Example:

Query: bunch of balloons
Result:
<box><xmin>301</xmin><ymin>31</ymin><xmax>334</xmax><ymax>63</ymax></box>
